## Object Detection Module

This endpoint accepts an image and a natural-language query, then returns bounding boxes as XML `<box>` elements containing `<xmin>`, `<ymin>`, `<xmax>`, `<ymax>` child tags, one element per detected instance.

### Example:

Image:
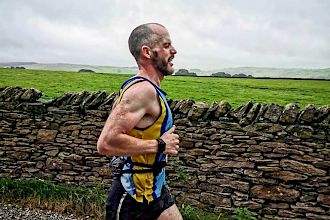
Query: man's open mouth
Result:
<box><xmin>168</xmin><ymin>56</ymin><xmax>174</xmax><ymax>65</ymax></box>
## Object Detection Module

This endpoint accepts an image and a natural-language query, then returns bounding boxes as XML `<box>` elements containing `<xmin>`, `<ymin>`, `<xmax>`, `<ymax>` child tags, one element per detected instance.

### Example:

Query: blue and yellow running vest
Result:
<box><xmin>114</xmin><ymin>76</ymin><xmax>173</xmax><ymax>203</ymax></box>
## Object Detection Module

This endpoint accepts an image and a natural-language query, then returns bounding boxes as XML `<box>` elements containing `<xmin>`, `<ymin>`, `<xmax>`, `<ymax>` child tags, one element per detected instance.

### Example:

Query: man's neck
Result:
<box><xmin>137</xmin><ymin>66</ymin><xmax>164</xmax><ymax>87</ymax></box>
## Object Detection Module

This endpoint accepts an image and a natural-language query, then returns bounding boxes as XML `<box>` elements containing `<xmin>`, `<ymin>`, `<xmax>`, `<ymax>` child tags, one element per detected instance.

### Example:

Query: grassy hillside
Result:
<box><xmin>201</xmin><ymin>67</ymin><xmax>330</xmax><ymax>79</ymax></box>
<box><xmin>0</xmin><ymin>62</ymin><xmax>137</xmax><ymax>75</ymax></box>
<box><xmin>0</xmin><ymin>68</ymin><xmax>329</xmax><ymax>108</ymax></box>
<box><xmin>1</xmin><ymin>62</ymin><xmax>329</xmax><ymax>79</ymax></box>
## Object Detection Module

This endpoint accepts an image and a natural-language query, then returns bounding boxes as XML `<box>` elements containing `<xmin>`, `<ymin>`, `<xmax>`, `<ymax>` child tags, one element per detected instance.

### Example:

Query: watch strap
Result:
<box><xmin>156</xmin><ymin>138</ymin><xmax>166</xmax><ymax>153</ymax></box>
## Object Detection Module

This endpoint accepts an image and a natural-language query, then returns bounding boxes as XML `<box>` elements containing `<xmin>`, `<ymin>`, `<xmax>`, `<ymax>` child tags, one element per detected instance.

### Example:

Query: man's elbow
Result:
<box><xmin>97</xmin><ymin>139</ymin><xmax>114</xmax><ymax>156</ymax></box>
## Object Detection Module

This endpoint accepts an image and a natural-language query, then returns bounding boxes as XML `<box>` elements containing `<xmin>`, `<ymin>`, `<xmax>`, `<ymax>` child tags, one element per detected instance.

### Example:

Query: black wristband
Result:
<box><xmin>156</xmin><ymin>138</ymin><xmax>166</xmax><ymax>153</ymax></box>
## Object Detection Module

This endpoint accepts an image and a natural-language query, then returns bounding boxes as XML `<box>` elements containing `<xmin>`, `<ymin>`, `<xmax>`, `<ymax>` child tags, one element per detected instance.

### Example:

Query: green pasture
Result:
<box><xmin>0</xmin><ymin>68</ymin><xmax>329</xmax><ymax>108</ymax></box>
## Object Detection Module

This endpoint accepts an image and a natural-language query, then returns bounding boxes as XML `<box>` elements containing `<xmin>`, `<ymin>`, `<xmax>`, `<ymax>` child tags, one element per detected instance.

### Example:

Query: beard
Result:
<box><xmin>151</xmin><ymin>51</ymin><xmax>174</xmax><ymax>76</ymax></box>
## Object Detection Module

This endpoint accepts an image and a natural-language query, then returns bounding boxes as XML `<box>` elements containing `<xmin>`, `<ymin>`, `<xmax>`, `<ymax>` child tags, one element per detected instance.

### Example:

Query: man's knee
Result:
<box><xmin>157</xmin><ymin>204</ymin><xmax>183</xmax><ymax>220</ymax></box>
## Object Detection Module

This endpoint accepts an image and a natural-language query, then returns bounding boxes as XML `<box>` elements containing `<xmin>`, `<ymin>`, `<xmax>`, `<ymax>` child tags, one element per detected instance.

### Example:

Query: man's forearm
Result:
<box><xmin>97</xmin><ymin>133</ymin><xmax>158</xmax><ymax>156</ymax></box>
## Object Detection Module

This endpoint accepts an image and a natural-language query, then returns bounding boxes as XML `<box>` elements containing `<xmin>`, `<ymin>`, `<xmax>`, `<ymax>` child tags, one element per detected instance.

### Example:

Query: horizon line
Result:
<box><xmin>0</xmin><ymin>61</ymin><xmax>329</xmax><ymax>70</ymax></box>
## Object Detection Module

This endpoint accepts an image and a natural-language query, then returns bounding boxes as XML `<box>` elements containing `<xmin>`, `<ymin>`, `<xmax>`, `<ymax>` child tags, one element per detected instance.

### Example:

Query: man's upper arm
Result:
<box><xmin>107</xmin><ymin>82</ymin><xmax>156</xmax><ymax>134</ymax></box>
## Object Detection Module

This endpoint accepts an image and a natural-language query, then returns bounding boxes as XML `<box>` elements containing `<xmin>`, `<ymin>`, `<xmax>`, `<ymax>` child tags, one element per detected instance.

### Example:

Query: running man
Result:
<box><xmin>97</xmin><ymin>23</ymin><xmax>183</xmax><ymax>220</ymax></box>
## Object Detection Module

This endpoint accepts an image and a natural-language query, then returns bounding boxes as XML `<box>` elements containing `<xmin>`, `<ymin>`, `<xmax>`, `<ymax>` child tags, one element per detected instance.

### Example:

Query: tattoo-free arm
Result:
<box><xmin>97</xmin><ymin>82</ymin><xmax>159</xmax><ymax>156</ymax></box>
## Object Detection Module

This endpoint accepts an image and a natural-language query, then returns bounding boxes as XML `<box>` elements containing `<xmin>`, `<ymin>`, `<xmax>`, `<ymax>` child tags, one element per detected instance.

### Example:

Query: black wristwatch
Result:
<box><xmin>156</xmin><ymin>138</ymin><xmax>166</xmax><ymax>153</ymax></box>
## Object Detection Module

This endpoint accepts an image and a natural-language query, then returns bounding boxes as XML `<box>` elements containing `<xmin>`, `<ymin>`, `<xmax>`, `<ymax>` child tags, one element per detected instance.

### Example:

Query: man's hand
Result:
<box><xmin>160</xmin><ymin>125</ymin><xmax>180</xmax><ymax>155</ymax></box>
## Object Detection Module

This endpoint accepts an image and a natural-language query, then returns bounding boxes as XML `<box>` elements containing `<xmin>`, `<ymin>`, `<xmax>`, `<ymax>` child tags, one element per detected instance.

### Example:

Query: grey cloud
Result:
<box><xmin>0</xmin><ymin>0</ymin><xmax>329</xmax><ymax>69</ymax></box>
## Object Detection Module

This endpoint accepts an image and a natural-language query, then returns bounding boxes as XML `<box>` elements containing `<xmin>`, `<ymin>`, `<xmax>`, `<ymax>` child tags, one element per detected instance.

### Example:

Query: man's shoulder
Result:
<box><xmin>124</xmin><ymin>80</ymin><xmax>157</xmax><ymax>100</ymax></box>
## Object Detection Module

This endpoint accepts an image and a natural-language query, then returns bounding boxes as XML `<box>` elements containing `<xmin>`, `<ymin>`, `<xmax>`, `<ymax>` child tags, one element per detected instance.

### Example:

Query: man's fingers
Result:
<box><xmin>167</xmin><ymin>149</ymin><xmax>178</xmax><ymax>155</ymax></box>
<box><xmin>167</xmin><ymin>125</ymin><xmax>176</xmax><ymax>134</ymax></box>
<box><xmin>162</xmin><ymin>125</ymin><xmax>179</xmax><ymax>155</ymax></box>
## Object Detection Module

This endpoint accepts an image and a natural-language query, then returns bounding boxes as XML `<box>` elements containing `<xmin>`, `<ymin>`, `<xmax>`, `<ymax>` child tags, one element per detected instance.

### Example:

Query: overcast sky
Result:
<box><xmin>1</xmin><ymin>0</ymin><xmax>329</xmax><ymax>70</ymax></box>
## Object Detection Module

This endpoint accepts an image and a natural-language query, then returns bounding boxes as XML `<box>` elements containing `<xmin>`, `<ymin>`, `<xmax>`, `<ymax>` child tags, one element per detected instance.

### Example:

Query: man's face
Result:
<box><xmin>150</xmin><ymin>29</ymin><xmax>177</xmax><ymax>76</ymax></box>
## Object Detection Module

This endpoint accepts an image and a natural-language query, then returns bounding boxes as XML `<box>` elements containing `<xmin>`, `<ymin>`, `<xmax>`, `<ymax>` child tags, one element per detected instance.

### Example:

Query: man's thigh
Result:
<box><xmin>157</xmin><ymin>204</ymin><xmax>183</xmax><ymax>220</ymax></box>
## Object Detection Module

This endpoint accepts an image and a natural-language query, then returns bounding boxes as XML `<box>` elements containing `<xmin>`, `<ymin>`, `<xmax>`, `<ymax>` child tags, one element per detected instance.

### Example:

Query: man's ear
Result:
<box><xmin>141</xmin><ymin>46</ymin><xmax>152</xmax><ymax>59</ymax></box>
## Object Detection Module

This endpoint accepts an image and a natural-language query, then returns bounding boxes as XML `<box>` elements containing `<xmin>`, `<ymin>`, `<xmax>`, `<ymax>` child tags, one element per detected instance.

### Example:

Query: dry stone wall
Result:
<box><xmin>0</xmin><ymin>87</ymin><xmax>329</xmax><ymax>219</ymax></box>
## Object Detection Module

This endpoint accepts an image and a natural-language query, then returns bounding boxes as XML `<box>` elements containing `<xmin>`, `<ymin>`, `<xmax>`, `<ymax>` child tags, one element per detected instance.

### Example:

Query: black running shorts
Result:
<box><xmin>105</xmin><ymin>179</ymin><xmax>175</xmax><ymax>220</ymax></box>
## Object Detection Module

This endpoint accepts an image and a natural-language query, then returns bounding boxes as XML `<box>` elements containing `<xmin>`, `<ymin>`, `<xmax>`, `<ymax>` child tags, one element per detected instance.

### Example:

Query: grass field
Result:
<box><xmin>0</xmin><ymin>68</ymin><xmax>329</xmax><ymax>108</ymax></box>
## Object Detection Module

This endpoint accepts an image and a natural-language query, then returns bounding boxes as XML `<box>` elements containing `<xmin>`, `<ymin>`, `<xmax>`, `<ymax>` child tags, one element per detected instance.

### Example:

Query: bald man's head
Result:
<box><xmin>128</xmin><ymin>23</ymin><xmax>166</xmax><ymax>61</ymax></box>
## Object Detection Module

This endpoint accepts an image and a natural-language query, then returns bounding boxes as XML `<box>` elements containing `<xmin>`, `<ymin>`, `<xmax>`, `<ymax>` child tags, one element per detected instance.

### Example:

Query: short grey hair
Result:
<box><xmin>128</xmin><ymin>23</ymin><xmax>165</xmax><ymax>60</ymax></box>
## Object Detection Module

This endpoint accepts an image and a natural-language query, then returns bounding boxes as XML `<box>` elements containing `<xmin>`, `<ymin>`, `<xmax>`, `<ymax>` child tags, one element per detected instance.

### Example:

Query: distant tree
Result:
<box><xmin>211</xmin><ymin>72</ymin><xmax>231</xmax><ymax>78</ymax></box>
<box><xmin>78</xmin><ymin>69</ymin><xmax>95</xmax><ymax>73</ymax></box>
<box><xmin>175</xmin><ymin>69</ymin><xmax>197</xmax><ymax>76</ymax></box>
<box><xmin>232</xmin><ymin>73</ymin><xmax>248</xmax><ymax>78</ymax></box>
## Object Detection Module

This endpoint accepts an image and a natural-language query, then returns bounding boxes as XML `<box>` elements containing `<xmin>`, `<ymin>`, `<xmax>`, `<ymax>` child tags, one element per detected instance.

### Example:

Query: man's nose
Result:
<box><xmin>170</xmin><ymin>46</ymin><xmax>177</xmax><ymax>54</ymax></box>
